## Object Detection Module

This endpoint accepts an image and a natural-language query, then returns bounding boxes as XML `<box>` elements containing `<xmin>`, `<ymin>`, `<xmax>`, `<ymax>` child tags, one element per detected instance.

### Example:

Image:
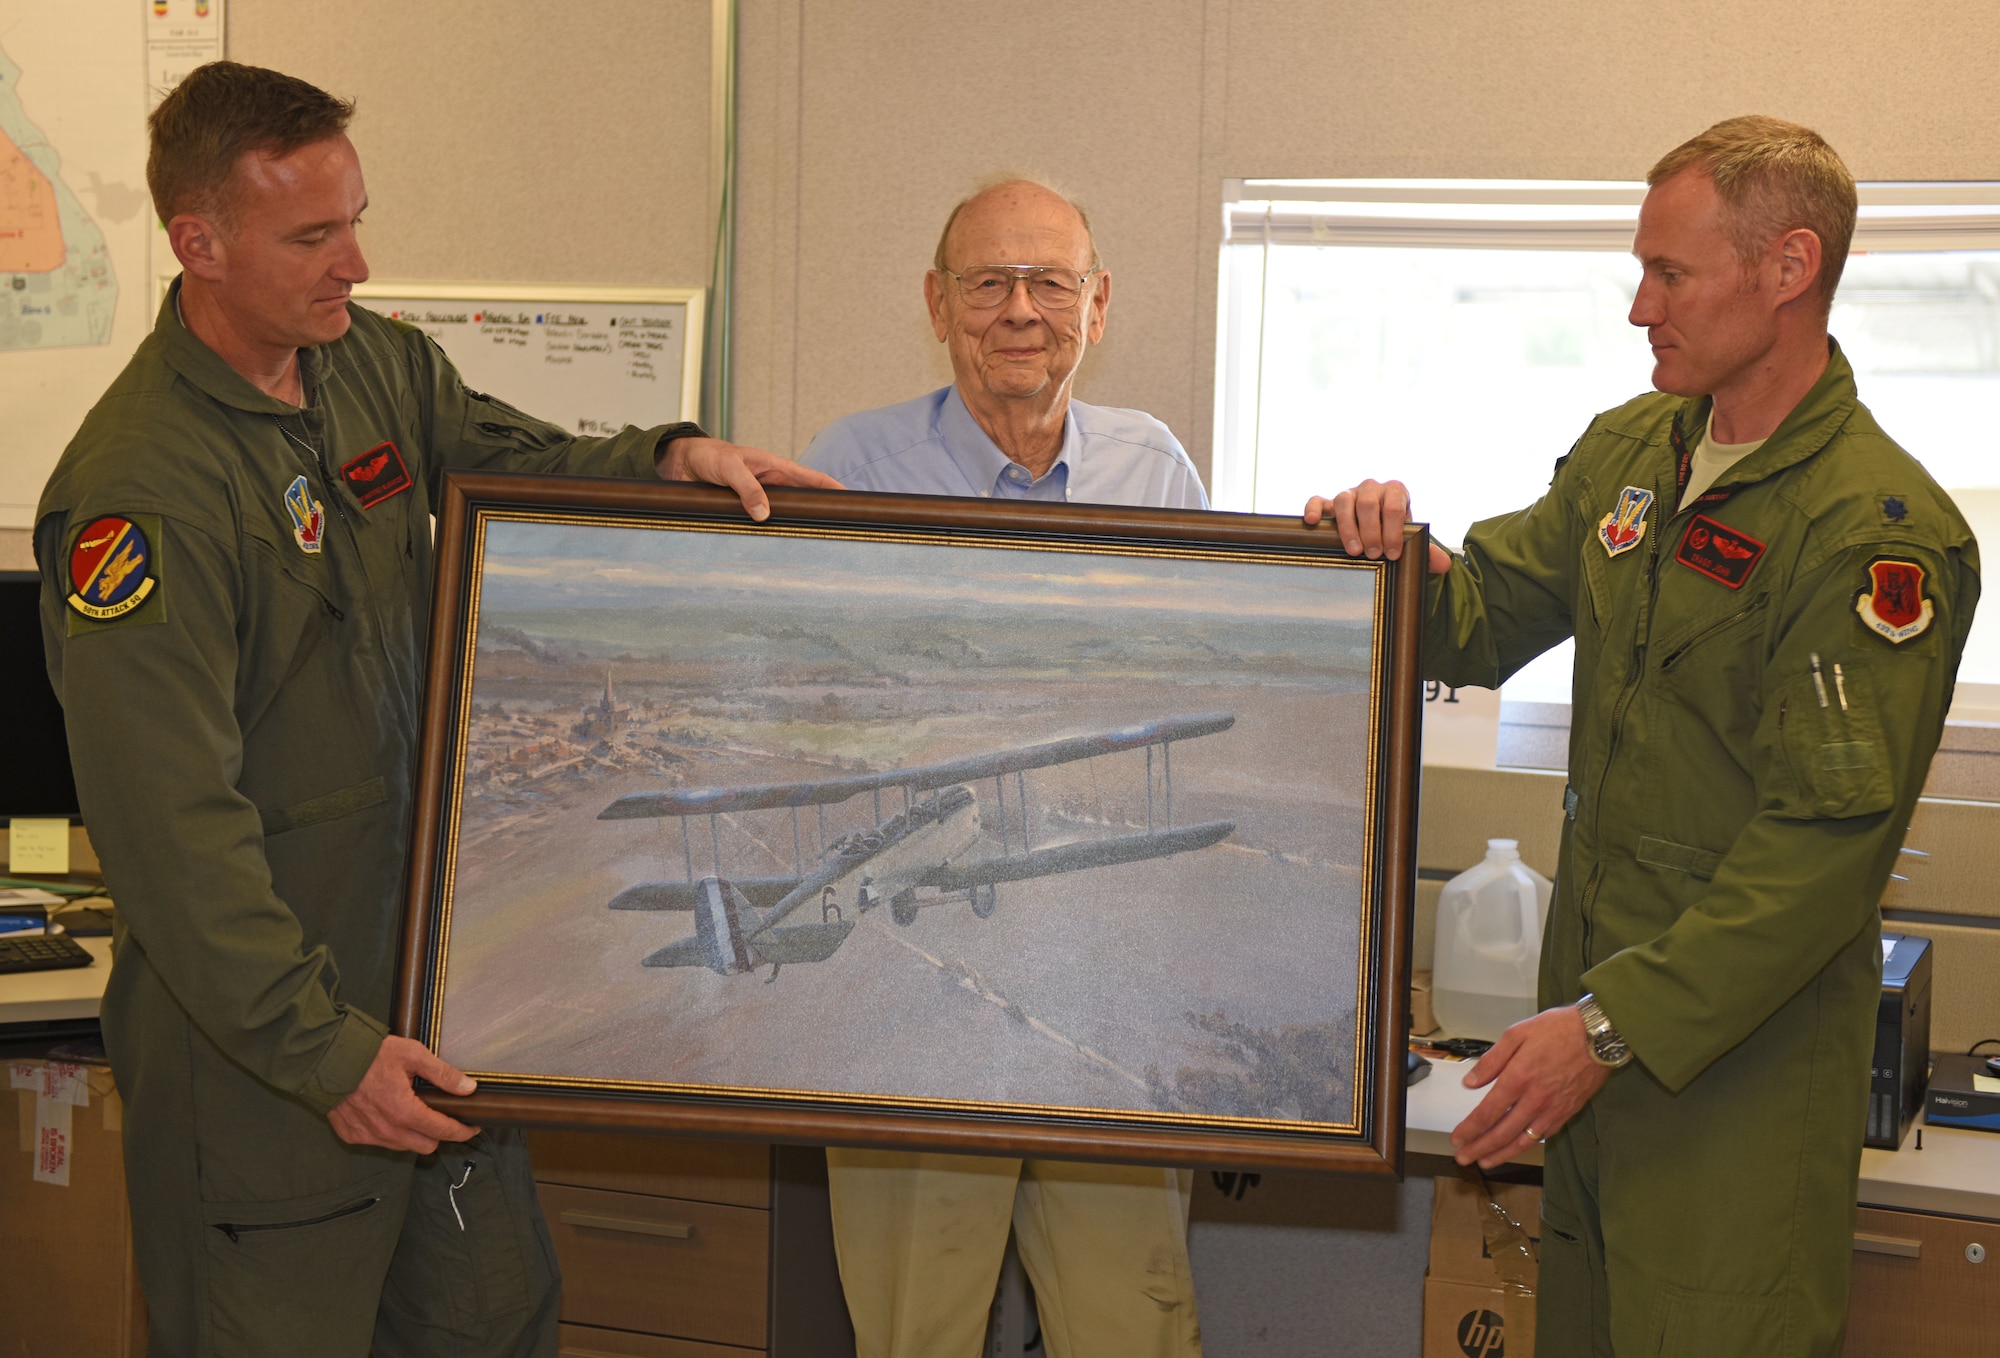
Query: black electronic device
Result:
<box><xmin>0</xmin><ymin>932</ymin><xmax>93</xmax><ymax>974</ymax></box>
<box><xmin>1866</xmin><ymin>932</ymin><xmax>1932</xmax><ymax>1149</ymax></box>
<box><xmin>0</xmin><ymin>571</ymin><xmax>80</xmax><ymax>823</ymax></box>
<box><xmin>1926</xmin><ymin>1052</ymin><xmax>2000</xmax><ymax>1134</ymax></box>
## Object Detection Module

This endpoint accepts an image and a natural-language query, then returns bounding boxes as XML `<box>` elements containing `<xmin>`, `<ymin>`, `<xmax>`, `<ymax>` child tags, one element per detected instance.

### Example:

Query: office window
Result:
<box><xmin>1215</xmin><ymin>181</ymin><xmax>2000</xmax><ymax>709</ymax></box>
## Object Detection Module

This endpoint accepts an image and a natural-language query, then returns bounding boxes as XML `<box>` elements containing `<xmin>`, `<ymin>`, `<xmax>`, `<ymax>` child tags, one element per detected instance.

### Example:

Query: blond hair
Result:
<box><xmin>1648</xmin><ymin>115</ymin><xmax>1857</xmax><ymax>311</ymax></box>
<box><xmin>931</xmin><ymin>173</ymin><xmax>1102</xmax><ymax>273</ymax></box>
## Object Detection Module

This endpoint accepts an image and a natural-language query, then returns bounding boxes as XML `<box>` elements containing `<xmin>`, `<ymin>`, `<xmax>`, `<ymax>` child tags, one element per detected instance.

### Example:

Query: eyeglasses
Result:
<box><xmin>940</xmin><ymin>265</ymin><xmax>1098</xmax><ymax>310</ymax></box>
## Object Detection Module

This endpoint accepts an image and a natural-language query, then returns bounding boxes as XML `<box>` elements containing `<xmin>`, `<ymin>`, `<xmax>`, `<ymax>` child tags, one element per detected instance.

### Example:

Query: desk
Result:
<box><xmin>1405</xmin><ymin>1052</ymin><xmax>2000</xmax><ymax>1222</ymax></box>
<box><xmin>0</xmin><ymin>935</ymin><xmax>112</xmax><ymax>1026</ymax></box>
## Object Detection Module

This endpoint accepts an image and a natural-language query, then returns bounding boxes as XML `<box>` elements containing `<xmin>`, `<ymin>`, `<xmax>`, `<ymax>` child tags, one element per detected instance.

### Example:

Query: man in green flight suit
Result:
<box><xmin>36</xmin><ymin>62</ymin><xmax>836</xmax><ymax>1357</ymax></box>
<box><xmin>1308</xmin><ymin>117</ymin><xmax>1977</xmax><ymax>1355</ymax></box>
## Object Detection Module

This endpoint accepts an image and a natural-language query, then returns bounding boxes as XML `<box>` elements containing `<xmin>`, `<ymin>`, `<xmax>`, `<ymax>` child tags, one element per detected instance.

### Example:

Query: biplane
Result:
<box><xmin>597</xmin><ymin>713</ymin><xmax>1238</xmax><ymax>978</ymax></box>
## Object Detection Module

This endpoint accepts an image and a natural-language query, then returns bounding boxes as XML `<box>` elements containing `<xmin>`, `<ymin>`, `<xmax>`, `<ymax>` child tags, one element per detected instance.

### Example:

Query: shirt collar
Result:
<box><xmin>156</xmin><ymin>274</ymin><xmax>320</xmax><ymax>416</ymax></box>
<box><xmin>1669</xmin><ymin>337</ymin><xmax>1859</xmax><ymax>499</ymax></box>
<box><xmin>937</xmin><ymin>384</ymin><xmax>1076</xmax><ymax>497</ymax></box>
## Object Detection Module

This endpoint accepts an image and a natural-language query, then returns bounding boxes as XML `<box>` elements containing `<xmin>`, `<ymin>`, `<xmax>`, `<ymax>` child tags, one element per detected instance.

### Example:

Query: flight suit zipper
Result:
<box><xmin>212</xmin><ymin>1195</ymin><xmax>380</xmax><ymax>1242</ymax></box>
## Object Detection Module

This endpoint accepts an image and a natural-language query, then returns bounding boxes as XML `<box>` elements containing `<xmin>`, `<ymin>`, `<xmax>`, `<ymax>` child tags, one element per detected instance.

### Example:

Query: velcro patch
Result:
<box><xmin>1674</xmin><ymin>514</ymin><xmax>1765</xmax><ymax>589</ymax></box>
<box><xmin>65</xmin><ymin>513</ymin><xmax>165</xmax><ymax>631</ymax></box>
<box><xmin>339</xmin><ymin>440</ymin><xmax>412</xmax><ymax>510</ymax></box>
<box><xmin>1856</xmin><ymin>557</ymin><xmax>1933</xmax><ymax>644</ymax></box>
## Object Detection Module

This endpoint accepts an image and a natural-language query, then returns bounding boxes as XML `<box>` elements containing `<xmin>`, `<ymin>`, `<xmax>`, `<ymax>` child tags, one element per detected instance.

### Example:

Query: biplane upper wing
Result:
<box><xmin>597</xmin><ymin>713</ymin><xmax>1236</xmax><ymax>820</ymax></box>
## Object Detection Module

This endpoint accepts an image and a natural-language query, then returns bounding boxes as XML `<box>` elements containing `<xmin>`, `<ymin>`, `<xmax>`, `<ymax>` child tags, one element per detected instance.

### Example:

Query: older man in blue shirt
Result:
<box><xmin>806</xmin><ymin>177</ymin><xmax>1206</xmax><ymax>1358</ymax></box>
<box><xmin>803</xmin><ymin>178</ymin><xmax>1207</xmax><ymax>512</ymax></box>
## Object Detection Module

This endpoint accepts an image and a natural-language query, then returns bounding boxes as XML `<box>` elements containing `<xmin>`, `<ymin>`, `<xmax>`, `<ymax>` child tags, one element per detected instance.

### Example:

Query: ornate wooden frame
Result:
<box><xmin>396</xmin><ymin>472</ymin><xmax>1426</xmax><ymax>1175</ymax></box>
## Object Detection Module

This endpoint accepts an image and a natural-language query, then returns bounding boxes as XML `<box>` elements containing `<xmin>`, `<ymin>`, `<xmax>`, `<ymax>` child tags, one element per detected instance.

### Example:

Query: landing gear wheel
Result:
<box><xmin>970</xmin><ymin>883</ymin><xmax>998</xmax><ymax>919</ymax></box>
<box><xmin>891</xmin><ymin>890</ymin><xmax>919</xmax><ymax>927</ymax></box>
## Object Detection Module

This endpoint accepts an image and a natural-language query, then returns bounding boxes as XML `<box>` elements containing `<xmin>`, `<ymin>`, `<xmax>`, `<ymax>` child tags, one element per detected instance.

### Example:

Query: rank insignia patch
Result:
<box><xmin>1598</xmin><ymin>485</ymin><xmax>1653</xmax><ymax>558</ymax></box>
<box><xmin>66</xmin><ymin>516</ymin><xmax>157</xmax><ymax>621</ymax></box>
<box><xmin>339</xmin><ymin>440</ymin><xmax>412</xmax><ymax>510</ymax></box>
<box><xmin>1856</xmin><ymin>557</ymin><xmax>1933</xmax><ymax>644</ymax></box>
<box><xmin>1880</xmin><ymin>496</ymin><xmax>1908</xmax><ymax>524</ymax></box>
<box><xmin>1674</xmin><ymin>513</ymin><xmax>1766</xmax><ymax>588</ymax></box>
<box><xmin>284</xmin><ymin>475</ymin><xmax>325</xmax><ymax>554</ymax></box>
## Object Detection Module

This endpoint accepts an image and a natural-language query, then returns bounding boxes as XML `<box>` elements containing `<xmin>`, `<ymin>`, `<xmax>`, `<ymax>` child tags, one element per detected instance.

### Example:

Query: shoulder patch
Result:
<box><xmin>66</xmin><ymin>514</ymin><xmax>163</xmax><ymax>629</ymax></box>
<box><xmin>1674</xmin><ymin>513</ymin><xmax>1765</xmax><ymax>588</ymax></box>
<box><xmin>339</xmin><ymin>440</ymin><xmax>413</xmax><ymax>509</ymax></box>
<box><xmin>1855</xmin><ymin>557</ymin><xmax>1933</xmax><ymax>644</ymax></box>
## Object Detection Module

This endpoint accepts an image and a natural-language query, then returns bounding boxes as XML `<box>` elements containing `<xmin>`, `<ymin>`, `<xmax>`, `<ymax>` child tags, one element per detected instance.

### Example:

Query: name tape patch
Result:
<box><xmin>1674</xmin><ymin>513</ymin><xmax>1765</xmax><ymax>589</ymax></box>
<box><xmin>339</xmin><ymin>440</ymin><xmax>412</xmax><ymax>510</ymax></box>
<box><xmin>66</xmin><ymin>516</ymin><xmax>157</xmax><ymax>620</ymax></box>
<box><xmin>1856</xmin><ymin>557</ymin><xmax>1933</xmax><ymax>644</ymax></box>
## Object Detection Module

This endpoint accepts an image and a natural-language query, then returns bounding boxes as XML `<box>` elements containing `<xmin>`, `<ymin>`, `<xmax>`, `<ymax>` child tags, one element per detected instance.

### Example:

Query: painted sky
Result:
<box><xmin>477</xmin><ymin>517</ymin><xmax>1378</xmax><ymax>624</ymax></box>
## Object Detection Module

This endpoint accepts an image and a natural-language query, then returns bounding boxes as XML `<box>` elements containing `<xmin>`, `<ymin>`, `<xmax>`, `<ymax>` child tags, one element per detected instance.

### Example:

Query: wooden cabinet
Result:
<box><xmin>1843</xmin><ymin>1205</ymin><xmax>1995</xmax><ymax>1355</ymax></box>
<box><xmin>529</xmin><ymin>1131</ymin><xmax>853</xmax><ymax>1358</ymax></box>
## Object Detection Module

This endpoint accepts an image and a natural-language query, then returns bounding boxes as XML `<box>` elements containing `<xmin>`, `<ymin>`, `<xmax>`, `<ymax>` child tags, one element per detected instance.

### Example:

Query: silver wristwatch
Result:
<box><xmin>1575</xmin><ymin>993</ymin><xmax>1633</xmax><ymax>1069</ymax></box>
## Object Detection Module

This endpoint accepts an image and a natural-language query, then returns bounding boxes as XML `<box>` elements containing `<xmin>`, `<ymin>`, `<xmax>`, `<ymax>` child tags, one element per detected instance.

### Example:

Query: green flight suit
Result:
<box><xmin>1424</xmin><ymin>343</ymin><xmax>1977</xmax><ymax>1357</ymax></box>
<box><xmin>36</xmin><ymin>282</ymin><xmax>679</xmax><ymax>1358</ymax></box>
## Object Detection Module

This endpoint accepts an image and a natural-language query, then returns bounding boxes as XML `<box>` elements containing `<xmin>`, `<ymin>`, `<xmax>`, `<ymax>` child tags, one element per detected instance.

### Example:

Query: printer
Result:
<box><xmin>1866</xmin><ymin>932</ymin><xmax>1932</xmax><ymax>1149</ymax></box>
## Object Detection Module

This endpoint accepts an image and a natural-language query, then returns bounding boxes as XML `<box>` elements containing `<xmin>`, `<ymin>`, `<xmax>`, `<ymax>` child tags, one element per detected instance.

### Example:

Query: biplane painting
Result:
<box><xmin>432</xmin><ymin>516</ymin><xmax>1383</xmax><ymax>1131</ymax></box>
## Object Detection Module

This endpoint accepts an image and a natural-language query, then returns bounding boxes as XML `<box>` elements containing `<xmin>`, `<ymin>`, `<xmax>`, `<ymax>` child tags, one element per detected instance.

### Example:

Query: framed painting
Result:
<box><xmin>396</xmin><ymin>474</ymin><xmax>1426</xmax><ymax>1174</ymax></box>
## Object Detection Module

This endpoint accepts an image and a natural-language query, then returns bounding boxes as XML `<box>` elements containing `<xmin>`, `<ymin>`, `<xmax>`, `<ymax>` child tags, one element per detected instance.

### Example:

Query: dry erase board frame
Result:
<box><xmin>350</xmin><ymin>282</ymin><xmax>705</xmax><ymax>435</ymax></box>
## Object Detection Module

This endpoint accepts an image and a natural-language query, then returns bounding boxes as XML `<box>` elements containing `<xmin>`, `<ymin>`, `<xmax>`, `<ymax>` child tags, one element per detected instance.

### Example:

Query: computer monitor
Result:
<box><xmin>0</xmin><ymin>570</ymin><xmax>81</xmax><ymax>823</ymax></box>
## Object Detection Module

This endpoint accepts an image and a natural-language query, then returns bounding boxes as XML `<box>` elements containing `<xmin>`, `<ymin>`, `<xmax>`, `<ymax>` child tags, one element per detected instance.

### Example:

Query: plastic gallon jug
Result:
<box><xmin>1431</xmin><ymin>839</ymin><xmax>1552</xmax><ymax>1041</ymax></box>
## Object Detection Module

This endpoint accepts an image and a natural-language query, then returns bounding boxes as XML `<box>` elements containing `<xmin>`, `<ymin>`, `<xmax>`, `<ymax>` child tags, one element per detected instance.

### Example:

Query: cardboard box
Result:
<box><xmin>1411</xmin><ymin>970</ymin><xmax>1438</xmax><ymax>1036</ymax></box>
<box><xmin>1423</xmin><ymin>1176</ymin><xmax>1539</xmax><ymax>1358</ymax></box>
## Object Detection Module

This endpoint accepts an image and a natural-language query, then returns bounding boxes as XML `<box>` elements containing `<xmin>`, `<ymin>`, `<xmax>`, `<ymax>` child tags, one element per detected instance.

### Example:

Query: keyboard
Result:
<box><xmin>0</xmin><ymin>933</ymin><xmax>94</xmax><ymax>974</ymax></box>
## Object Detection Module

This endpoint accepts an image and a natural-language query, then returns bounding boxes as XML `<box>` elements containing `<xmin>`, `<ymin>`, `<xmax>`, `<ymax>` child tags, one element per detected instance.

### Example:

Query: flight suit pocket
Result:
<box><xmin>260</xmin><ymin>776</ymin><xmax>389</xmax><ymax>837</ymax></box>
<box><xmin>1778</xmin><ymin>663</ymin><xmax>1894</xmax><ymax>819</ymax></box>
<box><xmin>376</xmin><ymin>1132</ymin><xmax>557</xmax><ymax>1342</ymax></box>
<box><xmin>1647</xmin><ymin>1283</ymin><xmax>1784</xmax><ymax>1357</ymax></box>
<box><xmin>201</xmin><ymin>1170</ymin><xmax>410</xmax><ymax>1358</ymax></box>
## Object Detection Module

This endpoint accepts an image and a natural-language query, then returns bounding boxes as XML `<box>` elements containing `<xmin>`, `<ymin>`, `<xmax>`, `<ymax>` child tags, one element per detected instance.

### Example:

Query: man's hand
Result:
<box><xmin>327</xmin><ymin>1034</ymin><xmax>482</xmax><ymax>1154</ymax></box>
<box><xmin>659</xmin><ymin>435</ymin><xmax>843</xmax><ymax>522</ymax></box>
<box><xmin>1449</xmin><ymin>1005</ymin><xmax>1611</xmax><ymax>1168</ymax></box>
<box><xmin>1302</xmin><ymin>481</ymin><xmax>1452</xmax><ymax>574</ymax></box>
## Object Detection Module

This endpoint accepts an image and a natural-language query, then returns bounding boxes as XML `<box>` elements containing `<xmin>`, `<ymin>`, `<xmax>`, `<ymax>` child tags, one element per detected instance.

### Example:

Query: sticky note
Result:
<box><xmin>6</xmin><ymin>819</ymin><xmax>69</xmax><ymax>875</ymax></box>
<box><xmin>1974</xmin><ymin>1072</ymin><xmax>2000</xmax><ymax>1095</ymax></box>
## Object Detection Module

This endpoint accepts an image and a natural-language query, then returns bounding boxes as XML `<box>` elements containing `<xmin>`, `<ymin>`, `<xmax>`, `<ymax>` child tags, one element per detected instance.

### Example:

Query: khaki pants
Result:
<box><xmin>825</xmin><ymin>1149</ymin><xmax>1201</xmax><ymax>1358</ymax></box>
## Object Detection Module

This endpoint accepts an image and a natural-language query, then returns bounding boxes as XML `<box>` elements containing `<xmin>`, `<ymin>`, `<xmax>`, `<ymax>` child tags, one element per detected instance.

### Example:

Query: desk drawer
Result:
<box><xmin>1843</xmin><ymin>1206</ymin><xmax>1995</xmax><ymax>1356</ymax></box>
<box><xmin>530</xmin><ymin>1131</ymin><xmax>770</xmax><ymax>1208</ymax></box>
<box><xmin>557</xmin><ymin>1321</ymin><xmax>760</xmax><ymax>1357</ymax></box>
<box><xmin>543</xmin><ymin>1183</ymin><xmax>768</xmax><ymax>1347</ymax></box>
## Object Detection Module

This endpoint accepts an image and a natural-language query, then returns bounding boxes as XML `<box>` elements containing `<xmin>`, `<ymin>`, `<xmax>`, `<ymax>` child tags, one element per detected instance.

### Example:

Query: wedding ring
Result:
<box><xmin>1524</xmin><ymin>1126</ymin><xmax>1546</xmax><ymax>1143</ymax></box>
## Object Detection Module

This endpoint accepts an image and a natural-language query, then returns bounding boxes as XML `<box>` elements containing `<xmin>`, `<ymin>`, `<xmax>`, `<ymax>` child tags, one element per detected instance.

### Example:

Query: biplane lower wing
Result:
<box><xmin>920</xmin><ymin>820</ymin><xmax>1236</xmax><ymax>891</ymax></box>
<box><xmin>612</xmin><ymin>878</ymin><xmax>798</xmax><ymax>911</ymax></box>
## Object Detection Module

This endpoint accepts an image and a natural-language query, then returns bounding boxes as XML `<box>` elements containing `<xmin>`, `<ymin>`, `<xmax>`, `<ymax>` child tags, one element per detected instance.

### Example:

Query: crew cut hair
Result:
<box><xmin>932</xmin><ymin>172</ymin><xmax>1103</xmax><ymax>274</ymax></box>
<box><xmin>147</xmin><ymin>61</ymin><xmax>355</xmax><ymax>223</ymax></box>
<box><xmin>1647</xmin><ymin>115</ymin><xmax>1857</xmax><ymax>312</ymax></box>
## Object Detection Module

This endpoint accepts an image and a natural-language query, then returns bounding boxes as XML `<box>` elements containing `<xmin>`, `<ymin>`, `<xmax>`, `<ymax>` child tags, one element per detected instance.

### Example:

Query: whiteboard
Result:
<box><xmin>351</xmin><ymin>281</ymin><xmax>703</xmax><ymax>435</ymax></box>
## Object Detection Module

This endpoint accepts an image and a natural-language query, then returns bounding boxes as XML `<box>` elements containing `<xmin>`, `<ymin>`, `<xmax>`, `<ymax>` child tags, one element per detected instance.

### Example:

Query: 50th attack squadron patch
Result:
<box><xmin>66</xmin><ymin>515</ymin><xmax>158</xmax><ymax>622</ymax></box>
<box><xmin>1598</xmin><ymin>486</ymin><xmax>1653</xmax><ymax>558</ymax></box>
<box><xmin>1856</xmin><ymin>557</ymin><xmax>1933</xmax><ymax>643</ymax></box>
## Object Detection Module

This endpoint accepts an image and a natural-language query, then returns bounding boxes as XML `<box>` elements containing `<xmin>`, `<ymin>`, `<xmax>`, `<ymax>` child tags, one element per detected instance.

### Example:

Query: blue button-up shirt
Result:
<box><xmin>802</xmin><ymin>385</ymin><xmax>1209</xmax><ymax>510</ymax></box>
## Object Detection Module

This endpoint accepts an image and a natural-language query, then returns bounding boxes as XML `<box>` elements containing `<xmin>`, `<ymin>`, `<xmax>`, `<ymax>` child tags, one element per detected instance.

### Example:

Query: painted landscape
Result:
<box><xmin>433</xmin><ymin>516</ymin><xmax>1383</xmax><ymax>1131</ymax></box>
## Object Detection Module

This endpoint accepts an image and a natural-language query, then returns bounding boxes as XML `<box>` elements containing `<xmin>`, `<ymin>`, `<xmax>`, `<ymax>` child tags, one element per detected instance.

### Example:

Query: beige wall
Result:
<box><xmin>199</xmin><ymin>0</ymin><xmax>2000</xmax><ymax>471</ymax></box>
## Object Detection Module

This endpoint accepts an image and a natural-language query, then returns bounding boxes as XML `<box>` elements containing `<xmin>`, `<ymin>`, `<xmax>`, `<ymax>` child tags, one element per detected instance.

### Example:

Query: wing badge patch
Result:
<box><xmin>339</xmin><ymin>440</ymin><xmax>413</xmax><ymax>509</ymax></box>
<box><xmin>1856</xmin><ymin>557</ymin><xmax>1933</xmax><ymax>644</ymax></box>
<box><xmin>284</xmin><ymin>475</ymin><xmax>326</xmax><ymax>554</ymax></box>
<box><xmin>1598</xmin><ymin>486</ymin><xmax>1653</xmax><ymax>558</ymax></box>
<box><xmin>1674</xmin><ymin>513</ymin><xmax>1765</xmax><ymax>589</ymax></box>
<box><xmin>66</xmin><ymin>516</ymin><xmax>157</xmax><ymax>620</ymax></box>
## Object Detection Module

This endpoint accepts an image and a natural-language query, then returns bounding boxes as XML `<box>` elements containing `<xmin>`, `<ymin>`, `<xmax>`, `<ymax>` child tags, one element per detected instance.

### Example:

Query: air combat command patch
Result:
<box><xmin>284</xmin><ymin>474</ymin><xmax>326</xmax><ymax>554</ymax></box>
<box><xmin>1598</xmin><ymin>485</ymin><xmax>1653</xmax><ymax>558</ymax></box>
<box><xmin>1856</xmin><ymin>557</ymin><xmax>1933</xmax><ymax>644</ymax></box>
<box><xmin>66</xmin><ymin>515</ymin><xmax>159</xmax><ymax>623</ymax></box>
